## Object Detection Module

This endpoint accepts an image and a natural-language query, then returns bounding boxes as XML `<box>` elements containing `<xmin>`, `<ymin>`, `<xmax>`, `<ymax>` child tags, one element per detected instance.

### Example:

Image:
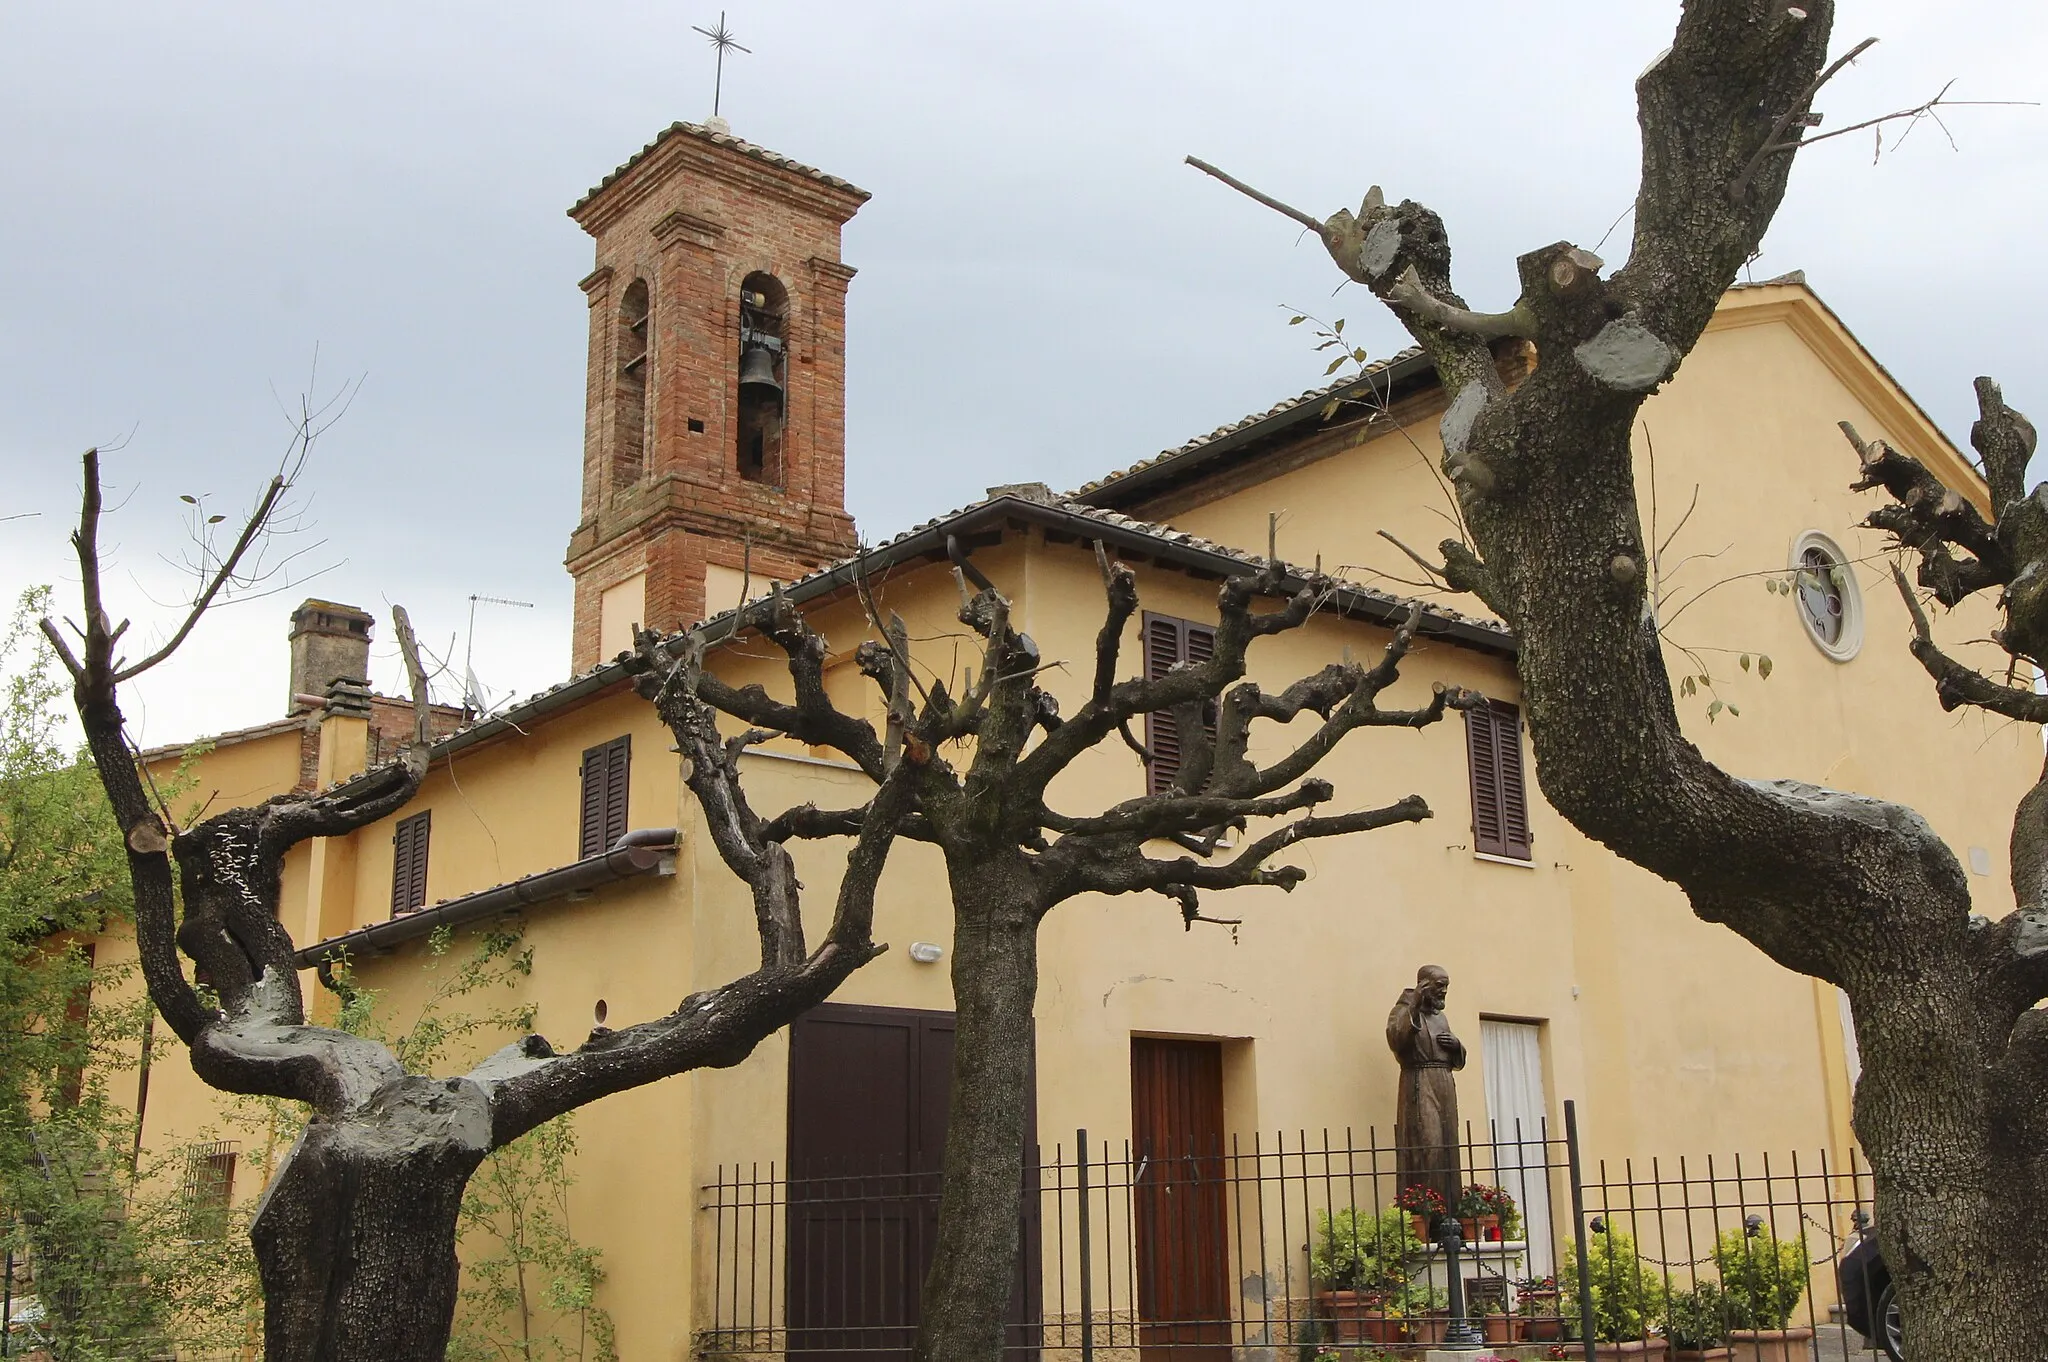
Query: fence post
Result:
<box><xmin>1077</xmin><ymin>1128</ymin><xmax>1093</xmax><ymax>1362</ymax></box>
<box><xmin>1564</xmin><ymin>1100</ymin><xmax>1596</xmax><ymax>1362</ymax></box>
<box><xmin>2</xmin><ymin>1244</ymin><xmax>11</xmax><ymax>1358</ymax></box>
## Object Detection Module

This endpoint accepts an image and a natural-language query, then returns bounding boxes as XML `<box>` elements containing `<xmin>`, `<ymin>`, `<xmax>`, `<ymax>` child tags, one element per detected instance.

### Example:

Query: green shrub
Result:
<box><xmin>1310</xmin><ymin>1206</ymin><xmax>1422</xmax><ymax>1292</ymax></box>
<box><xmin>1664</xmin><ymin>1282</ymin><xmax>1733</xmax><ymax>1350</ymax></box>
<box><xmin>1712</xmin><ymin>1225</ymin><xmax>1809</xmax><ymax>1329</ymax></box>
<box><xmin>1561</xmin><ymin>1227</ymin><xmax>1665</xmax><ymax>1342</ymax></box>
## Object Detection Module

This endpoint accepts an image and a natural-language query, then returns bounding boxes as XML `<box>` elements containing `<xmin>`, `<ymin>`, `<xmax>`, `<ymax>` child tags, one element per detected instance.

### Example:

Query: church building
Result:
<box><xmin>95</xmin><ymin>117</ymin><xmax>2033</xmax><ymax>1359</ymax></box>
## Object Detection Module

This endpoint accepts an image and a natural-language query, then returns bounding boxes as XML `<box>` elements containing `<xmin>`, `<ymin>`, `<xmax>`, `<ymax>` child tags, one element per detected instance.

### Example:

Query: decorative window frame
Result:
<box><xmin>1789</xmin><ymin>529</ymin><xmax>1863</xmax><ymax>663</ymax></box>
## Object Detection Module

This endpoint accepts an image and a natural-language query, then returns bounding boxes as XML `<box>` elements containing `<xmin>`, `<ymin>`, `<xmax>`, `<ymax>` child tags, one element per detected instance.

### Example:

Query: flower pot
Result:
<box><xmin>1315</xmin><ymin>1289</ymin><xmax>1401</xmax><ymax>1345</ymax></box>
<box><xmin>1459</xmin><ymin>1214</ymin><xmax>1502</xmax><ymax>1242</ymax></box>
<box><xmin>1482</xmin><ymin>1313</ymin><xmax>1515</xmax><ymax>1343</ymax></box>
<box><xmin>1517</xmin><ymin>1287</ymin><xmax>1566</xmax><ymax>1341</ymax></box>
<box><xmin>1591</xmin><ymin>1340</ymin><xmax>1665</xmax><ymax>1358</ymax></box>
<box><xmin>1673</xmin><ymin>1349</ymin><xmax>1735</xmax><ymax>1360</ymax></box>
<box><xmin>1409</xmin><ymin>1310</ymin><xmax>1450</xmax><ymax>1344</ymax></box>
<box><xmin>1727</xmin><ymin>1327</ymin><xmax>1814</xmax><ymax>1362</ymax></box>
<box><xmin>1412</xmin><ymin>1213</ymin><xmax>1432</xmax><ymax>1240</ymax></box>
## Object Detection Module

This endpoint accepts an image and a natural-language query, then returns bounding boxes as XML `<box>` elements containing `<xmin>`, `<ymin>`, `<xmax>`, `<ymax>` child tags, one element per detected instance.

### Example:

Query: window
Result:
<box><xmin>579</xmin><ymin>735</ymin><xmax>632</xmax><ymax>859</ymax></box>
<box><xmin>390</xmin><ymin>810</ymin><xmax>431</xmax><ymax>916</ymax></box>
<box><xmin>1790</xmin><ymin>529</ymin><xmax>1862</xmax><ymax>662</ymax></box>
<box><xmin>182</xmin><ymin>1141</ymin><xmax>237</xmax><ymax>1239</ymax></box>
<box><xmin>736</xmin><ymin>272</ymin><xmax>787</xmax><ymax>484</ymax></box>
<box><xmin>1466</xmin><ymin>700</ymin><xmax>1532</xmax><ymax>861</ymax></box>
<box><xmin>1143</xmin><ymin>612</ymin><xmax>1217</xmax><ymax>796</ymax></box>
<box><xmin>614</xmin><ymin>278</ymin><xmax>650</xmax><ymax>485</ymax></box>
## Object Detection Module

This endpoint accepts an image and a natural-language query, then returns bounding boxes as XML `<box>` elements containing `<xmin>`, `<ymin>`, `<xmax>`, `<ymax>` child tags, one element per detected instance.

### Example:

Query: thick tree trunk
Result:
<box><xmin>249</xmin><ymin>1084</ymin><xmax>489</xmax><ymax>1362</ymax></box>
<box><xmin>1850</xmin><ymin>979</ymin><xmax>2048</xmax><ymax>1362</ymax></box>
<box><xmin>1472</xmin><ymin>408</ymin><xmax>2048</xmax><ymax>1360</ymax></box>
<box><xmin>912</xmin><ymin>859</ymin><xmax>1039</xmax><ymax>1362</ymax></box>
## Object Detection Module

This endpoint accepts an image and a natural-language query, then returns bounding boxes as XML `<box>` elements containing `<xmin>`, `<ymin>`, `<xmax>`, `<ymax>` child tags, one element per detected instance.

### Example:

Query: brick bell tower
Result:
<box><xmin>564</xmin><ymin>119</ymin><xmax>867</xmax><ymax>670</ymax></box>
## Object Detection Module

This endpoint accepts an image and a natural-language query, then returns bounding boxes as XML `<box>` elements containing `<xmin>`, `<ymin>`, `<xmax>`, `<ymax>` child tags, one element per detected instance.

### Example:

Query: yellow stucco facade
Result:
<box><xmin>86</xmin><ymin>282</ymin><xmax>2038</xmax><ymax>1358</ymax></box>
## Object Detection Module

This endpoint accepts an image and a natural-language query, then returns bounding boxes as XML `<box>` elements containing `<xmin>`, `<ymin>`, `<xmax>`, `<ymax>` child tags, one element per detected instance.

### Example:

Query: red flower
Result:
<box><xmin>1397</xmin><ymin>1183</ymin><xmax>1447</xmax><ymax>1215</ymax></box>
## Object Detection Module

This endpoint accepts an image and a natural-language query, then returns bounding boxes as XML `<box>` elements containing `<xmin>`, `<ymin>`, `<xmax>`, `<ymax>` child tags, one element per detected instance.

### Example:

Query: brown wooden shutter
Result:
<box><xmin>390</xmin><ymin>810</ymin><xmax>430</xmax><ymax>916</ymax></box>
<box><xmin>579</xmin><ymin>735</ymin><xmax>632</xmax><ymax>858</ymax></box>
<box><xmin>1466</xmin><ymin>701</ymin><xmax>1531</xmax><ymax>861</ymax></box>
<box><xmin>57</xmin><ymin>944</ymin><xmax>93</xmax><ymax>1107</ymax></box>
<box><xmin>1496</xmin><ymin>704</ymin><xmax>1532</xmax><ymax>859</ymax></box>
<box><xmin>1187</xmin><ymin>623</ymin><xmax>1219</xmax><ymax>750</ymax></box>
<box><xmin>1144</xmin><ymin>615</ymin><xmax>1184</xmax><ymax>796</ymax></box>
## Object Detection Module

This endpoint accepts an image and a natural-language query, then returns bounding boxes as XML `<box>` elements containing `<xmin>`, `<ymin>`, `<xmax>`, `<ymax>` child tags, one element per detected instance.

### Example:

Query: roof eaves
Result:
<box><xmin>1070</xmin><ymin>349</ymin><xmax>1435</xmax><ymax>509</ymax></box>
<box><xmin>426</xmin><ymin>494</ymin><xmax>1513</xmax><ymax>765</ymax></box>
<box><xmin>570</xmin><ymin>120</ymin><xmax>870</xmax><ymax>219</ymax></box>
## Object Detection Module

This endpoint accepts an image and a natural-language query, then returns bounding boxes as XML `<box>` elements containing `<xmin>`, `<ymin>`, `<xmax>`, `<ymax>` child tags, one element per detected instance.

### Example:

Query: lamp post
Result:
<box><xmin>1438</xmin><ymin>1214</ymin><xmax>1486</xmax><ymax>1349</ymax></box>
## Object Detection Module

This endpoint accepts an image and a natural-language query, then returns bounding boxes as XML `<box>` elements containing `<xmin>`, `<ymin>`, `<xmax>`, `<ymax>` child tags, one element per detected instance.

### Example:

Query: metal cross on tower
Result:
<box><xmin>691</xmin><ymin>11</ymin><xmax>751</xmax><ymax>119</ymax></box>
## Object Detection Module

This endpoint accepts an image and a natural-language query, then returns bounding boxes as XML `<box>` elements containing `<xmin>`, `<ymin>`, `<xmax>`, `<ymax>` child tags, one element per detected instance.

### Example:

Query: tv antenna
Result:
<box><xmin>692</xmin><ymin>10</ymin><xmax>750</xmax><ymax>119</ymax></box>
<box><xmin>464</xmin><ymin>594</ymin><xmax>535</xmax><ymax>714</ymax></box>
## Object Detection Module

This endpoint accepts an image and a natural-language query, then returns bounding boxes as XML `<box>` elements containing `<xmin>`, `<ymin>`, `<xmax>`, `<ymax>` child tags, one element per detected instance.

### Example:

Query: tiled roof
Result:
<box><xmin>1070</xmin><ymin>272</ymin><xmax>1818</xmax><ymax>505</ymax></box>
<box><xmin>1729</xmin><ymin>269</ymin><xmax>1807</xmax><ymax>291</ymax></box>
<box><xmin>428</xmin><ymin>488</ymin><xmax>1510</xmax><ymax>762</ymax></box>
<box><xmin>1070</xmin><ymin>349</ymin><xmax>1426</xmax><ymax>499</ymax></box>
<box><xmin>571</xmin><ymin>120</ymin><xmax>869</xmax><ymax>215</ymax></box>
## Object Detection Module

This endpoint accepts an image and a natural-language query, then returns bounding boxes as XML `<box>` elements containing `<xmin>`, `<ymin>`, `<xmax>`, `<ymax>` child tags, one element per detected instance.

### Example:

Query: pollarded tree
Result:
<box><xmin>49</xmin><ymin>446</ymin><xmax>923</xmax><ymax>1362</ymax></box>
<box><xmin>1195</xmin><ymin>0</ymin><xmax>2048</xmax><ymax>1353</ymax></box>
<box><xmin>624</xmin><ymin>543</ymin><xmax>1470</xmax><ymax>1362</ymax></box>
<box><xmin>59</xmin><ymin>433</ymin><xmax>1462</xmax><ymax>1361</ymax></box>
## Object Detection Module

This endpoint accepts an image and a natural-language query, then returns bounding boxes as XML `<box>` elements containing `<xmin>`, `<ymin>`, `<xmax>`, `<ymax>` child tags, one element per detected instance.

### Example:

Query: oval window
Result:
<box><xmin>1790</xmin><ymin>530</ymin><xmax>1861</xmax><ymax>662</ymax></box>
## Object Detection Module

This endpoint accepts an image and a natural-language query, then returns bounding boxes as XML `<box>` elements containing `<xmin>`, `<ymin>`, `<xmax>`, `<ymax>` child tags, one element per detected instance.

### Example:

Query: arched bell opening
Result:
<box><xmin>736</xmin><ymin>272</ymin><xmax>787</xmax><ymax>485</ymax></box>
<box><xmin>613</xmin><ymin>278</ymin><xmax>651</xmax><ymax>485</ymax></box>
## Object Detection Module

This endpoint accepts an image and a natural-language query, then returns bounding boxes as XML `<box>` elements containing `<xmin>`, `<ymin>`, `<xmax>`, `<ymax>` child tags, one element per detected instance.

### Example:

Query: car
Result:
<box><xmin>1838</xmin><ymin>1217</ymin><xmax>1904</xmax><ymax>1361</ymax></box>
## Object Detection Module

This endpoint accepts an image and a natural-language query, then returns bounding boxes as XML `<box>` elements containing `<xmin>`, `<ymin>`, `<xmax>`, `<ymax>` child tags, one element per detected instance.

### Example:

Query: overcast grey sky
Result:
<box><xmin>4</xmin><ymin>1</ymin><xmax>2044</xmax><ymax>746</ymax></box>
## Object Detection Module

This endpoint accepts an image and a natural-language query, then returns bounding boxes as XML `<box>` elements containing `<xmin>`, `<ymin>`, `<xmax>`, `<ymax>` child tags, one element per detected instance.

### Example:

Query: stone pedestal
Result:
<box><xmin>1409</xmin><ymin>1238</ymin><xmax>1528</xmax><ymax>1297</ymax></box>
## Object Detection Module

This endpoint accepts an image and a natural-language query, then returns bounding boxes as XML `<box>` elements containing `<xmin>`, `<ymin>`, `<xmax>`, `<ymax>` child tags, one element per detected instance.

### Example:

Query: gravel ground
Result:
<box><xmin>1811</xmin><ymin>1322</ymin><xmax>1885</xmax><ymax>1360</ymax></box>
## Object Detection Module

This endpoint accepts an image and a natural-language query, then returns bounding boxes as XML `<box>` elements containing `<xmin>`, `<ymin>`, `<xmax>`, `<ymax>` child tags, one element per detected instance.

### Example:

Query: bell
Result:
<box><xmin>738</xmin><ymin>344</ymin><xmax>783</xmax><ymax>403</ymax></box>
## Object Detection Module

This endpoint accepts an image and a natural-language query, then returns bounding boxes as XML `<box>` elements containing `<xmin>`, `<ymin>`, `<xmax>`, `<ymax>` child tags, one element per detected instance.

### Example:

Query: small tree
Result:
<box><xmin>1193</xmin><ymin>0</ymin><xmax>2048</xmax><ymax>1351</ymax></box>
<box><xmin>626</xmin><ymin>540</ymin><xmax>1468</xmax><ymax>1362</ymax></box>
<box><xmin>48</xmin><ymin>445</ymin><xmax>922</xmax><ymax>1361</ymax></box>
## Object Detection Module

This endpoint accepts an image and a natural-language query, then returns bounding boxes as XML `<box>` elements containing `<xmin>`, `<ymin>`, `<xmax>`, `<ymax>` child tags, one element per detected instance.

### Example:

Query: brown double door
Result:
<box><xmin>1131</xmin><ymin>1038</ymin><xmax>1232</xmax><ymax>1362</ymax></box>
<box><xmin>785</xmin><ymin>1003</ymin><xmax>1038</xmax><ymax>1359</ymax></box>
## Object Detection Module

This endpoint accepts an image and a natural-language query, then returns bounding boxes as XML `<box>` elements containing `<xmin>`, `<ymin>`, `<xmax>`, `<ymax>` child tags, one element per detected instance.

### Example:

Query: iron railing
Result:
<box><xmin>698</xmin><ymin>1101</ymin><xmax>1886</xmax><ymax>1359</ymax></box>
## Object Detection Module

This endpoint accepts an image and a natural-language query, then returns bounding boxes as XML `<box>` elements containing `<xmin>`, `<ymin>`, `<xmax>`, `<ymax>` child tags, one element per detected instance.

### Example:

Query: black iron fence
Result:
<box><xmin>698</xmin><ymin>1101</ymin><xmax>1886</xmax><ymax>1359</ymax></box>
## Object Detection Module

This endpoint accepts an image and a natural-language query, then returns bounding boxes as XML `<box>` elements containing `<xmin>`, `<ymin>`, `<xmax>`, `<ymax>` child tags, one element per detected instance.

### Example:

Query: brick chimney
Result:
<box><xmin>563</xmin><ymin>121</ymin><xmax>867</xmax><ymax>670</ymax></box>
<box><xmin>287</xmin><ymin>600</ymin><xmax>374</xmax><ymax>716</ymax></box>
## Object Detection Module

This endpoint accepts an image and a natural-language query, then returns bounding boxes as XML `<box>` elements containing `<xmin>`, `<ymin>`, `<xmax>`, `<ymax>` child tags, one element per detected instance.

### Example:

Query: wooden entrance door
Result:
<box><xmin>786</xmin><ymin>1003</ymin><xmax>1039</xmax><ymax>1359</ymax></box>
<box><xmin>1131</xmin><ymin>1038</ymin><xmax>1232</xmax><ymax>1361</ymax></box>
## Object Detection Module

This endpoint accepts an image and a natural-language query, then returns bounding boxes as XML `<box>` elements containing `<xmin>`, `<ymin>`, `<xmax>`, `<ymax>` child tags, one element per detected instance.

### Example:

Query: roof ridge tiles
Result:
<box><xmin>571</xmin><ymin>119</ymin><xmax>869</xmax><ymax>216</ymax></box>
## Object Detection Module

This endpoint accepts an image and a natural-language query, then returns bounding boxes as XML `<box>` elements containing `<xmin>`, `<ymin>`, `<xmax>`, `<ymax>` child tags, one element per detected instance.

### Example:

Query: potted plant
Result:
<box><xmin>1397</xmin><ymin>1183</ymin><xmax>1448</xmax><ymax>1240</ymax></box>
<box><xmin>1455</xmin><ymin>1183</ymin><xmax>1520</xmax><ymax>1241</ymax></box>
<box><xmin>1712</xmin><ymin>1225</ymin><xmax>1811</xmax><ymax>1362</ymax></box>
<box><xmin>1396</xmin><ymin>1281</ymin><xmax>1450</xmax><ymax>1344</ymax></box>
<box><xmin>1473</xmin><ymin>1291</ymin><xmax>1516</xmax><ymax>1344</ymax></box>
<box><xmin>1311</xmin><ymin>1206</ymin><xmax>1423</xmax><ymax>1344</ymax></box>
<box><xmin>1515</xmin><ymin>1274</ymin><xmax>1567</xmax><ymax>1342</ymax></box>
<box><xmin>1665</xmin><ymin>1282</ymin><xmax>1735</xmax><ymax>1360</ymax></box>
<box><xmin>1561</xmin><ymin>1226</ymin><xmax>1666</xmax><ymax>1357</ymax></box>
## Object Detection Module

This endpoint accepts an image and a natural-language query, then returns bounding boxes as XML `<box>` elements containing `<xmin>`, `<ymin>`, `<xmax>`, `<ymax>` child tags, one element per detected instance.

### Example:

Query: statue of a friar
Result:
<box><xmin>1386</xmin><ymin>964</ymin><xmax>1466</xmax><ymax>1223</ymax></box>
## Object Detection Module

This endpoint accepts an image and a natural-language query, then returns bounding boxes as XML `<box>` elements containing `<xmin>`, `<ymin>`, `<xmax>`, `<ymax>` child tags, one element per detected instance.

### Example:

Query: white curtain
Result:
<box><xmin>1836</xmin><ymin>989</ymin><xmax>1862</xmax><ymax>1086</ymax></box>
<box><xmin>1481</xmin><ymin>1019</ymin><xmax>1557</xmax><ymax>1277</ymax></box>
